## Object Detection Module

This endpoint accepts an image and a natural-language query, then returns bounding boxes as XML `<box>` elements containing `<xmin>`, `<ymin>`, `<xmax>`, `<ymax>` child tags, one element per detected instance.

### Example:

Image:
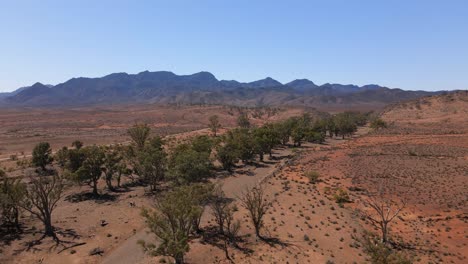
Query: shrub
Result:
<box><xmin>370</xmin><ymin>118</ymin><xmax>388</xmax><ymax>130</ymax></box>
<box><xmin>333</xmin><ymin>188</ymin><xmax>350</xmax><ymax>204</ymax></box>
<box><xmin>362</xmin><ymin>232</ymin><xmax>412</xmax><ymax>264</ymax></box>
<box><xmin>305</xmin><ymin>171</ymin><xmax>320</xmax><ymax>184</ymax></box>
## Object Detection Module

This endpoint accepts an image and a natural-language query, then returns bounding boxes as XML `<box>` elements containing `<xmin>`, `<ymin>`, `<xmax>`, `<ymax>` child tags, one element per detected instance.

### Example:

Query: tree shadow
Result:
<box><xmin>259</xmin><ymin>236</ymin><xmax>291</xmax><ymax>248</ymax></box>
<box><xmin>389</xmin><ymin>239</ymin><xmax>440</xmax><ymax>255</ymax></box>
<box><xmin>121</xmin><ymin>179</ymin><xmax>146</xmax><ymax>188</ymax></box>
<box><xmin>277</xmin><ymin>153</ymin><xmax>294</xmax><ymax>159</ymax></box>
<box><xmin>65</xmin><ymin>191</ymin><xmax>118</xmax><ymax>203</ymax></box>
<box><xmin>264</xmin><ymin>158</ymin><xmax>280</xmax><ymax>164</ymax></box>
<box><xmin>11</xmin><ymin>227</ymin><xmax>83</xmax><ymax>255</ymax></box>
<box><xmin>200</xmin><ymin>226</ymin><xmax>254</xmax><ymax>255</ymax></box>
<box><xmin>143</xmin><ymin>184</ymin><xmax>170</xmax><ymax>196</ymax></box>
<box><xmin>252</xmin><ymin>162</ymin><xmax>269</xmax><ymax>168</ymax></box>
<box><xmin>109</xmin><ymin>187</ymin><xmax>132</xmax><ymax>193</ymax></box>
<box><xmin>0</xmin><ymin>224</ymin><xmax>28</xmax><ymax>247</ymax></box>
<box><xmin>55</xmin><ymin>227</ymin><xmax>81</xmax><ymax>240</ymax></box>
<box><xmin>236</xmin><ymin>169</ymin><xmax>255</xmax><ymax>177</ymax></box>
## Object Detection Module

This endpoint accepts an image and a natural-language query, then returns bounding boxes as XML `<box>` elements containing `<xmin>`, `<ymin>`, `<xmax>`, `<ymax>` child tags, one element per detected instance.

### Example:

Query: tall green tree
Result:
<box><xmin>54</xmin><ymin>146</ymin><xmax>69</xmax><ymax>168</ymax></box>
<box><xmin>66</xmin><ymin>148</ymin><xmax>86</xmax><ymax>173</ymax></box>
<box><xmin>168</xmin><ymin>144</ymin><xmax>212</xmax><ymax>184</ymax></box>
<box><xmin>32</xmin><ymin>142</ymin><xmax>53</xmax><ymax>171</ymax></box>
<box><xmin>208</xmin><ymin>115</ymin><xmax>222</xmax><ymax>137</ymax></box>
<box><xmin>291</xmin><ymin>124</ymin><xmax>305</xmax><ymax>147</ymax></box>
<box><xmin>237</xmin><ymin>113</ymin><xmax>251</xmax><ymax>129</ymax></box>
<box><xmin>140</xmin><ymin>185</ymin><xmax>205</xmax><ymax>264</ymax></box>
<box><xmin>135</xmin><ymin>144</ymin><xmax>167</xmax><ymax>191</ymax></box>
<box><xmin>128</xmin><ymin>123</ymin><xmax>151</xmax><ymax>151</ymax></box>
<box><xmin>226</xmin><ymin>129</ymin><xmax>255</xmax><ymax>163</ymax></box>
<box><xmin>71</xmin><ymin>140</ymin><xmax>84</xmax><ymax>150</ymax></box>
<box><xmin>0</xmin><ymin>170</ymin><xmax>26</xmax><ymax>229</ymax></box>
<box><xmin>254</xmin><ymin>123</ymin><xmax>280</xmax><ymax>159</ymax></box>
<box><xmin>275</xmin><ymin>120</ymin><xmax>294</xmax><ymax>145</ymax></box>
<box><xmin>216</xmin><ymin>141</ymin><xmax>239</xmax><ymax>172</ymax></box>
<box><xmin>75</xmin><ymin>146</ymin><xmax>105</xmax><ymax>195</ymax></box>
<box><xmin>102</xmin><ymin>147</ymin><xmax>123</xmax><ymax>191</ymax></box>
<box><xmin>191</xmin><ymin>135</ymin><xmax>213</xmax><ymax>154</ymax></box>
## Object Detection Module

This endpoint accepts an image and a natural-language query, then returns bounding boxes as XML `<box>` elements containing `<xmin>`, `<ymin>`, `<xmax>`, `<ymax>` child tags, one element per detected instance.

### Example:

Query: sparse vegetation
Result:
<box><xmin>3</xmin><ymin>101</ymin><xmax>453</xmax><ymax>263</ymax></box>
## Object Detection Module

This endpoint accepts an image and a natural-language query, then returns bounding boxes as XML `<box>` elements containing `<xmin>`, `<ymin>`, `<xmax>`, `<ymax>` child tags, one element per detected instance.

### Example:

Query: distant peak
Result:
<box><xmin>192</xmin><ymin>71</ymin><xmax>216</xmax><ymax>77</ymax></box>
<box><xmin>189</xmin><ymin>71</ymin><xmax>218</xmax><ymax>81</ymax></box>
<box><xmin>27</xmin><ymin>82</ymin><xmax>52</xmax><ymax>90</ymax></box>
<box><xmin>287</xmin><ymin>79</ymin><xmax>316</xmax><ymax>85</ymax></box>
<box><xmin>286</xmin><ymin>79</ymin><xmax>317</xmax><ymax>90</ymax></box>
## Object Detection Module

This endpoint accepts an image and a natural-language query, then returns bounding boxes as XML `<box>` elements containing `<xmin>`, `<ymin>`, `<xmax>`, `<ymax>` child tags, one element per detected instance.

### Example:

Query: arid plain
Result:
<box><xmin>1</xmin><ymin>92</ymin><xmax>467</xmax><ymax>264</ymax></box>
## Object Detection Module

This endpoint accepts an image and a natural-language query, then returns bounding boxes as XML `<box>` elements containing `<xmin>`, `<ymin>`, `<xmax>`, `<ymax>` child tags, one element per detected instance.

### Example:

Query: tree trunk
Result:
<box><xmin>254</xmin><ymin>223</ymin><xmax>261</xmax><ymax>239</ymax></box>
<box><xmin>117</xmin><ymin>173</ymin><xmax>121</xmax><ymax>188</ymax></box>
<box><xmin>92</xmin><ymin>180</ymin><xmax>98</xmax><ymax>196</ymax></box>
<box><xmin>175</xmin><ymin>255</ymin><xmax>184</xmax><ymax>264</ymax></box>
<box><xmin>13</xmin><ymin>208</ymin><xmax>20</xmax><ymax>230</ymax></box>
<box><xmin>106</xmin><ymin>175</ymin><xmax>114</xmax><ymax>191</ymax></box>
<box><xmin>381</xmin><ymin>223</ymin><xmax>388</xmax><ymax>244</ymax></box>
<box><xmin>44</xmin><ymin>213</ymin><xmax>54</xmax><ymax>237</ymax></box>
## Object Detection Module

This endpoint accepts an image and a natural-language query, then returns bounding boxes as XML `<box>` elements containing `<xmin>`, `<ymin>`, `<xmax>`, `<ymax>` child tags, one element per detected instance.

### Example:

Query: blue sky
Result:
<box><xmin>1</xmin><ymin>0</ymin><xmax>467</xmax><ymax>92</ymax></box>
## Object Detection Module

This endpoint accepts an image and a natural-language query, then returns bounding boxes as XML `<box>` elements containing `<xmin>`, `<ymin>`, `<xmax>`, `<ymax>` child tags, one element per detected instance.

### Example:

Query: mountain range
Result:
<box><xmin>0</xmin><ymin>71</ymin><xmax>442</xmax><ymax>109</ymax></box>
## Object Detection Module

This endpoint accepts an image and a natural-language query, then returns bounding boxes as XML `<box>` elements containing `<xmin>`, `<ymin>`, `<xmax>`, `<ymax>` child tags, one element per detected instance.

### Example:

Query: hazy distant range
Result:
<box><xmin>0</xmin><ymin>71</ymin><xmax>444</xmax><ymax>110</ymax></box>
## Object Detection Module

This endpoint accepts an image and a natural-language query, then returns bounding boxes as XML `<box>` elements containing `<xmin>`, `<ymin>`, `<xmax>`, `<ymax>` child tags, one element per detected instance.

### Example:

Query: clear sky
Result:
<box><xmin>1</xmin><ymin>0</ymin><xmax>467</xmax><ymax>92</ymax></box>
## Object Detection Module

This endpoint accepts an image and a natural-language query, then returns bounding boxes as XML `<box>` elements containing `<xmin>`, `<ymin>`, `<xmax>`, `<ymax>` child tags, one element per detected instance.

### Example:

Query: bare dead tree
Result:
<box><xmin>361</xmin><ymin>183</ymin><xmax>406</xmax><ymax>244</ymax></box>
<box><xmin>239</xmin><ymin>184</ymin><xmax>271</xmax><ymax>239</ymax></box>
<box><xmin>210</xmin><ymin>187</ymin><xmax>230</xmax><ymax>235</ymax></box>
<box><xmin>210</xmin><ymin>187</ymin><xmax>240</xmax><ymax>263</ymax></box>
<box><xmin>20</xmin><ymin>173</ymin><xmax>64</xmax><ymax>242</ymax></box>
